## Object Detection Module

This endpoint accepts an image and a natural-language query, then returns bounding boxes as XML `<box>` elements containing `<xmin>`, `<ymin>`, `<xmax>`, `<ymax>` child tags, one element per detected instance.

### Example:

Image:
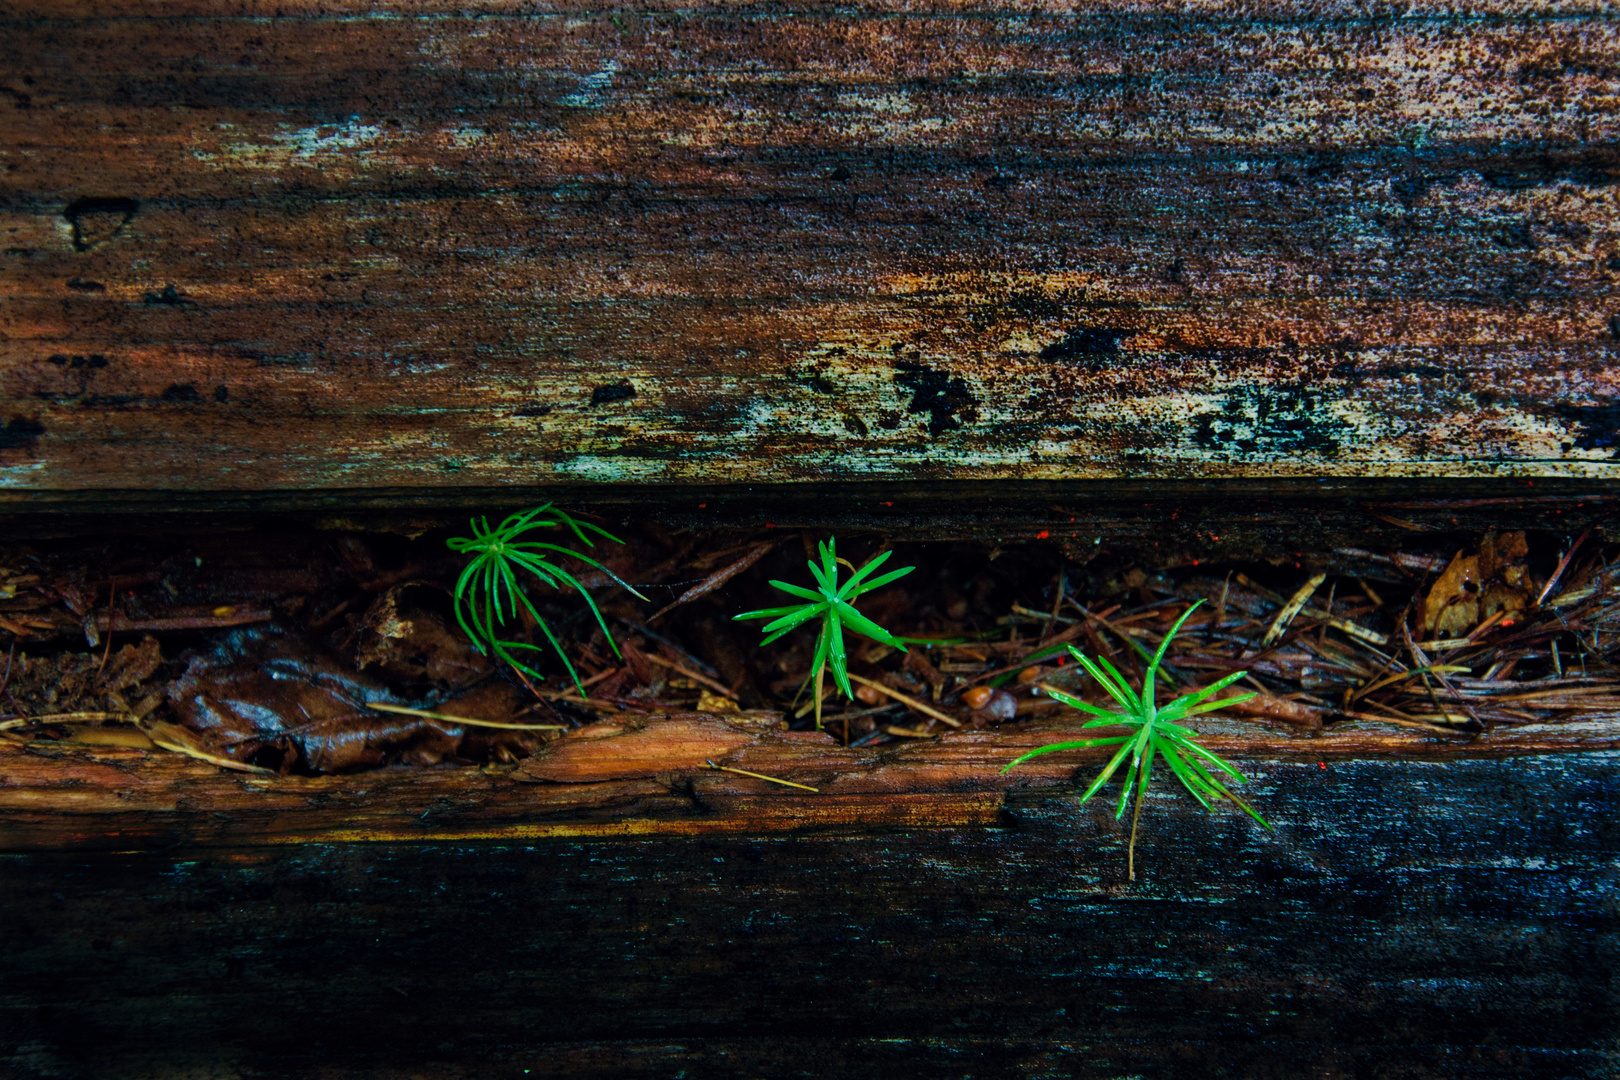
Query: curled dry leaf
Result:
<box><xmin>168</xmin><ymin>624</ymin><xmax>551</xmax><ymax>773</ymax></box>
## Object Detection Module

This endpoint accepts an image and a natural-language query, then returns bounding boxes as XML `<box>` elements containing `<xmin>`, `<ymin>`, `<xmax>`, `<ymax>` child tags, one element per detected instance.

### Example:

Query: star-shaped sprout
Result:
<box><xmin>447</xmin><ymin>503</ymin><xmax>647</xmax><ymax>696</ymax></box>
<box><xmin>1003</xmin><ymin>599</ymin><xmax>1271</xmax><ymax>879</ymax></box>
<box><xmin>734</xmin><ymin>538</ymin><xmax>913</xmax><ymax>725</ymax></box>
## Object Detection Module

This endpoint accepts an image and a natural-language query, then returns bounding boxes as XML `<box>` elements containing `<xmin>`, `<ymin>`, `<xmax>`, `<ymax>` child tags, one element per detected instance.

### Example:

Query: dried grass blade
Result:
<box><xmin>140</xmin><ymin>719</ymin><xmax>275</xmax><ymax>774</ymax></box>
<box><xmin>0</xmin><ymin>710</ymin><xmax>125</xmax><ymax>730</ymax></box>
<box><xmin>1537</xmin><ymin>527</ymin><xmax>1592</xmax><ymax>606</ymax></box>
<box><xmin>704</xmin><ymin>759</ymin><xmax>819</xmax><ymax>792</ymax></box>
<box><xmin>366</xmin><ymin>702</ymin><xmax>567</xmax><ymax>730</ymax></box>
<box><xmin>1350</xmin><ymin>664</ymin><xmax>1472</xmax><ymax>702</ymax></box>
<box><xmin>845</xmin><ymin>673</ymin><xmax>962</xmax><ymax>728</ymax></box>
<box><xmin>1336</xmin><ymin>710</ymin><xmax>1472</xmax><ymax>737</ymax></box>
<box><xmin>1236</xmin><ymin>572</ymin><xmax>1388</xmax><ymax>645</ymax></box>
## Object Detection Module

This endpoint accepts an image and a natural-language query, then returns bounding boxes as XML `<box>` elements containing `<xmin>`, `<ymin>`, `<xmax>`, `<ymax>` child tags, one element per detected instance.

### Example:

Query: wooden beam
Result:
<box><xmin>2</xmin><ymin>751</ymin><xmax>1615</xmax><ymax>1077</ymax></box>
<box><xmin>2</xmin><ymin>2</ymin><xmax>1619</xmax><ymax>495</ymax></box>
<box><xmin>4</xmin><ymin>709</ymin><xmax>1614</xmax><ymax>851</ymax></box>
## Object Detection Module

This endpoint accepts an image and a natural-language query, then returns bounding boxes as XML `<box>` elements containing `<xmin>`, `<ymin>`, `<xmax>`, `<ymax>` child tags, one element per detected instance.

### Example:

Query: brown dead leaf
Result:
<box><xmin>169</xmin><ymin>624</ymin><xmax>545</xmax><ymax>772</ymax></box>
<box><xmin>1479</xmin><ymin>530</ymin><xmax>1534</xmax><ymax>622</ymax></box>
<box><xmin>1480</xmin><ymin>581</ymin><xmax>1529</xmax><ymax>624</ymax></box>
<box><xmin>1218</xmin><ymin>692</ymin><xmax>1324</xmax><ymax>731</ymax></box>
<box><xmin>516</xmin><ymin>715</ymin><xmax>755</xmax><ymax>783</ymax></box>
<box><xmin>620</xmin><ymin>639</ymin><xmax>655</xmax><ymax>687</ymax></box>
<box><xmin>434</xmin><ymin>680</ymin><xmax>557</xmax><ymax>761</ymax></box>
<box><xmin>1423</xmin><ymin>552</ymin><xmax>1480</xmax><ymax>639</ymax></box>
<box><xmin>140</xmin><ymin>718</ymin><xmax>275</xmax><ymax>774</ymax></box>
<box><xmin>1478</xmin><ymin>530</ymin><xmax>1530</xmax><ymax>584</ymax></box>
<box><xmin>1424</xmin><ymin>532</ymin><xmax>1535</xmax><ymax>638</ymax></box>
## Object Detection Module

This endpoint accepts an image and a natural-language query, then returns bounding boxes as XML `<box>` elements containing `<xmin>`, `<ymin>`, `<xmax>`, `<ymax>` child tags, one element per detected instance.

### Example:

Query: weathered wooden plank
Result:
<box><xmin>4</xmin><ymin>709</ymin><xmax>1615</xmax><ymax>851</ymax></box>
<box><xmin>1</xmin><ymin>3</ymin><xmax>1618</xmax><ymax>494</ymax></box>
<box><xmin>1</xmin><ymin>752</ymin><xmax>1615</xmax><ymax>1078</ymax></box>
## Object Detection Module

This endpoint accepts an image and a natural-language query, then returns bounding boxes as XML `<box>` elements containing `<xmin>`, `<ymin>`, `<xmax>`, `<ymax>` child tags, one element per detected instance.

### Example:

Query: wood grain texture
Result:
<box><xmin>1</xmin><ymin>1</ymin><xmax>1618</xmax><ymax>495</ymax></box>
<box><xmin>4</xmin><ymin>708</ymin><xmax>1615</xmax><ymax>851</ymax></box>
<box><xmin>1</xmin><ymin>752</ymin><xmax>1616</xmax><ymax>1078</ymax></box>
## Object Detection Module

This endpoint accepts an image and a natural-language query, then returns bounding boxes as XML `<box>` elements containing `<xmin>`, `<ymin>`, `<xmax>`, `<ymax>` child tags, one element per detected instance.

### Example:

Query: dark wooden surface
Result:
<box><xmin>2</xmin><ymin>2</ymin><xmax>1619</xmax><ymax>498</ymax></box>
<box><xmin>2</xmin><ymin>752</ymin><xmax>1616</xmax><ymax>1079</ymax></box>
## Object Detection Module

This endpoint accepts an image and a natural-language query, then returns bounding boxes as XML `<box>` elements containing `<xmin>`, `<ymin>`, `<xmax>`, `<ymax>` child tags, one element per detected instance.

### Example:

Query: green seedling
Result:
<box><xmin>447</xmin><ymin>504</ymin><xmax>647</xmax><ymax>696</ymax></box>
<box><xmin>734</xmin><ymin>538</ymin><xmax>914</xmax><ymax>728</ymax></box>
<box><xmin>1002</xmin><ymin>599</ymin><xmax>1271</xmax><ymax>879</ymax></box>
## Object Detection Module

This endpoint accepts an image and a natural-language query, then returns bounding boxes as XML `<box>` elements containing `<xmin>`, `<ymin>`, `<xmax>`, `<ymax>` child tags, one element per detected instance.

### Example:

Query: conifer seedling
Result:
<box><xmin>447</xmin><ymin>504</ymin><xmax>646</xmax><ymax>696</ymax></box>
<box><xmin>734</xmin><ymin>538</ymin><xmax>913</xmax><ymax>728</ymax></box>
<box><xmin>1003</xmin><ymin>599</ymin><xmax>1271</xmax><ymax>879</ymax></box>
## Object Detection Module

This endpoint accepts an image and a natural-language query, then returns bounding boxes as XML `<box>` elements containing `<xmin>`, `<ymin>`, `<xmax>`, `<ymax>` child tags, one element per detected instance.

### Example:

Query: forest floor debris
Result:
<box><xmin>1</xmin><ymin>517</ymin><xmax>1617</xmax><ymax>776</ymax></box>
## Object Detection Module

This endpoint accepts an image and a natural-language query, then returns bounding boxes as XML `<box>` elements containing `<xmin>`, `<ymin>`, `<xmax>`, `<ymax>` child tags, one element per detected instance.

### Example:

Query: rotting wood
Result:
<box><xmin>3</xmin><ymin>708</ymin><xmax>1615</xmax><ymax>852</ymax></box>
<box><xmin>2</xmin><ymin>2</ymin><xmax>1619</xmax><ymax>497</ymax></box>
